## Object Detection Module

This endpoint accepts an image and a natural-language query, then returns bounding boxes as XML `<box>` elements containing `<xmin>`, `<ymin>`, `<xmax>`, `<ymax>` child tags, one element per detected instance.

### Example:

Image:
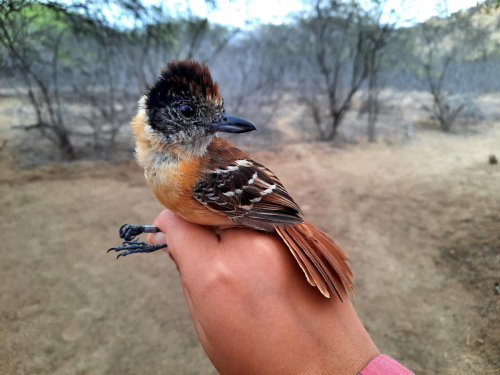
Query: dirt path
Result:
<box><xmin>1</xmin><ymin>127</ymin><xmax>499</xmax><ymax>374</ymax></box>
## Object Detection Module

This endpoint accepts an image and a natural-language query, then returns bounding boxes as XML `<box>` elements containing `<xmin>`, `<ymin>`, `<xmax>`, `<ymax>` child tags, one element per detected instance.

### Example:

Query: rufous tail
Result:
<box><xmin>275</xmin><ymin>222</ymin><xmax>355</xmax><ymax>301</ymax></box>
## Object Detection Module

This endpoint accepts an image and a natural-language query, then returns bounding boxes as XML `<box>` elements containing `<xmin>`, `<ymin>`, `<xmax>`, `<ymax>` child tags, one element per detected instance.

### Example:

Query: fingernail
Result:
<box><xmin>151</xmin><ymin>232</ymin><xmax>166</xmax><ymax>245</ymax></box>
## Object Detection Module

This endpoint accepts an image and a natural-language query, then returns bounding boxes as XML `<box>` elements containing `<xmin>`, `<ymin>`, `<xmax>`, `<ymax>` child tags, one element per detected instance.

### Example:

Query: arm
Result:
<box><xmin>148</xmin><ymin>210</ymin><xmax>380</xmax><ymax>375</ymax></box>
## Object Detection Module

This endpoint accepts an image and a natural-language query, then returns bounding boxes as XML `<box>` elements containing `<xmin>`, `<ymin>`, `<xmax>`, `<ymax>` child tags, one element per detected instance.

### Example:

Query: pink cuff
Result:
<box><xmin>359</xmin><ymin>354</ymin><xmax>414</xmax><ymax>375</ymax></box>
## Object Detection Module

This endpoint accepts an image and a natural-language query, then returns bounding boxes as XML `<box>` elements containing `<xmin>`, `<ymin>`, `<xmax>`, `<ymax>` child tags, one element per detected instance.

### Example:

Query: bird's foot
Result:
<box><xmin>119</xmin><ymin>224</ymin><xmax>160</xmax><ymax>242</ymax></box>
<box><xmin>108</xmin><ymin>224</ymin><xmax>166</xmax><ymax>259</ymax></box>
<box><xmin>108</xmin><ymin>241</ymin><xmax>167</xmax><ymax>259</ymax></box>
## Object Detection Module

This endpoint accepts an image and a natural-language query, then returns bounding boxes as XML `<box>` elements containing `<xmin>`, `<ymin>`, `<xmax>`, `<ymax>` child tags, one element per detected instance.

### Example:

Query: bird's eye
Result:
<box><xmin>180</xmin><ymin>104</ymin><xmax>195</xmax><ymax>117</ymax></box>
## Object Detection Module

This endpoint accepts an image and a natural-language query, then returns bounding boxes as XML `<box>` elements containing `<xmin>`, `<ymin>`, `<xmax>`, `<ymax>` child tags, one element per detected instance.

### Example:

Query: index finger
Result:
<box><xmin>148</xmin><ymin>210</ymin><xmax>220</xmax><ymax>275</ymax></box>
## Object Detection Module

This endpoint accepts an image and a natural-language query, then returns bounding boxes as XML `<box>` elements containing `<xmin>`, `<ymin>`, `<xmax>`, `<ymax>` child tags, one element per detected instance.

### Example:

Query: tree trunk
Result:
<box><xmin>367</xmin><ymin>52</ymin><xmax>379</xmax><ymax>142</ymax></box>
<box><xmin>326</xmin><ymin>115</ymin><xmax>342</xmax><ymax>141</ymax></box>
<box><xmin>55</xmin><ymin>130</ymin><xmax>76</xmax><ymax>160</ymax></box>
<box><xmin>367</xmin><ymin>94</ymin><xmax>379</xmax><ymax>142</ymax></box>
<box><xmin>367</xmin><ymin>114</ymin><xmax>376</xmax><ymax>142</ymax></box>
<box><xmin>440</xmin><ymin>120</ymin><xmax>451</xmax><ymax>132</ymax></box>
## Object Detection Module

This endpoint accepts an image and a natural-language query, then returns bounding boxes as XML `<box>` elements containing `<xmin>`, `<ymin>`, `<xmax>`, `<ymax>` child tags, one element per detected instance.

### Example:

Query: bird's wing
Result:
<box><xmin>193</xmin><ymin>158</ymin><xmax>303</xmax><ymax>231</ymax></box>
<box><xmin>194</xmin><ymin>140</ymin><xmax>354</xmax><ymax>300</ymax></box>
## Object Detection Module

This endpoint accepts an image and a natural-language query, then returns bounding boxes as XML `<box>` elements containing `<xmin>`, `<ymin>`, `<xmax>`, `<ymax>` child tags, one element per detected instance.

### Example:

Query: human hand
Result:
<box><xmin>149</xmin><ymin>210</ymin><xmax>379</xmax><ymax>375</ymax></box>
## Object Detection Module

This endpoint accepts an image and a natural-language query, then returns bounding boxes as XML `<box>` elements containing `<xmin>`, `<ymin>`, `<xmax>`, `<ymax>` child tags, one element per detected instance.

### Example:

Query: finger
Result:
<box><xmin>181</xmin><ymin>283</ymin><xmax>207</xmax><ymax>344</ymax></box>
<box><xmin>149</xmin><ymin>232</ymin><xmax>167</xmax><ymax>246</ymax></box>
<box><xmin>147</xmin><ymin>209</ymin><xmax>219</xmax><ymax>275</ymax></box>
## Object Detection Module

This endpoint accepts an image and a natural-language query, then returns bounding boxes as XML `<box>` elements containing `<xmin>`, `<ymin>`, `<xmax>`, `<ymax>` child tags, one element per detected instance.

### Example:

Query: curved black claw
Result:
<box><xmin>108</xmin><ymin>241</ymin><xmax>145</xmax><ymax>252</ymax></box>
<box><xmin>119</xmin><ymin>224</ymin><xmax>160</xmax><ymax>242</ymax></box>
<box><xmin>108</xmin><ymin>241</ymin><xmax>168</xmax><ymax>259</ymax></box>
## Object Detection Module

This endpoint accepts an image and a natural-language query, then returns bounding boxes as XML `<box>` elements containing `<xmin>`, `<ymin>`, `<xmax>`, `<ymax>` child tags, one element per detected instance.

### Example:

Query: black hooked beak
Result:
<box><xmin>208</xmin><ymin>114</ymin><xmax>256</xmax><ymax>134</ymax></box>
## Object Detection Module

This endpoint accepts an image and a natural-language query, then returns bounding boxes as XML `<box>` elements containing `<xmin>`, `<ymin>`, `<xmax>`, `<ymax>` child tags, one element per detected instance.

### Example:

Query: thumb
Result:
<box><xmin>149</xmin><ymin>231</ymin><xmax>167</xmax><ymax>247</ymax></box>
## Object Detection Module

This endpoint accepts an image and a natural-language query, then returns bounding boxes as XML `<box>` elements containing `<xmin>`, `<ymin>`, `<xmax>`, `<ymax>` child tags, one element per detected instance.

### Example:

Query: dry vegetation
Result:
<box><xmin>1</xmin><ymin>1</ymin><xmax>500</xmax><ymax>374</ymax></box>
<box><xmin>1</xmin><ymin>92</ymin><xmax>499</xmax><ymax>374</ymax></box>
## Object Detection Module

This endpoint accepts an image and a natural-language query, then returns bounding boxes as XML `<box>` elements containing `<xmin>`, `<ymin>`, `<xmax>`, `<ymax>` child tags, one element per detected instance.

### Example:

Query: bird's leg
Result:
<box><xmin>108</xmin><ymin>224</ymin><xmax>167</xmax><ymax>259</ymax></box>
<box><xmin>119</xmin><ymin>224</ymin><xmax>160</xmax><ymax>241</ymax></box>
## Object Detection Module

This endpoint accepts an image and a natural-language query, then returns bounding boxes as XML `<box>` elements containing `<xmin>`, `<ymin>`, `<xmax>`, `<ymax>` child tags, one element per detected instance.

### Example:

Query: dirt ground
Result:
<box><xmin>1</xmin><ymin>100</ymin><xmax>499</xmax><ymax>374</ymax></box>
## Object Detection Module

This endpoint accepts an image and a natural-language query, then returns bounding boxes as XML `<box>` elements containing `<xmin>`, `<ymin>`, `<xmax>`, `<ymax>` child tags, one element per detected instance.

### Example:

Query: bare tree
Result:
<box><xmin>408</xmin><ymin>5</ymin><xmax>489</xmax><ymax>132</ymax></box>
<box><xmin>294</xmin><ymin>0</ymin><xmax>374</xmax><ymax>141</ymax></box>
<box><xmin>420</xmin><ymin>22</ymin><xmax>464</xmax><ymax>132</ymax></box>
<box><xmin>0</xmin><ymin>0</ymin><xmax>76</xmax><ymax>159</ymax></box>
<box><xmin>0</xmin><ymin>0</ymin><xmax>236</xmax><ymax>161</ymax></box>
<box><xmin>365</xmin><ymin>19</ymin><xmax>393</xmax><ymax>142</ymax></box>
<box><xmin>215</xmin><ymin>25</ymin><xmax>290</xmax><ymax>130</ymax></box>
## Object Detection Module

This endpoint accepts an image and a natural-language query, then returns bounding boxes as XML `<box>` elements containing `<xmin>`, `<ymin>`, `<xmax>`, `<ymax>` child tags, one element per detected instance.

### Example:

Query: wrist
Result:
<box><xmin>303</xmin><ymin>299</ymin><xmax>380</xmax><ymax>375</ymax></box>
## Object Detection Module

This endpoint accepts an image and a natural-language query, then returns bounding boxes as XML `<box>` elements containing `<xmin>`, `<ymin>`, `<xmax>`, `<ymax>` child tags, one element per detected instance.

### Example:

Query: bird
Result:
<box><xmin>109</xmin><ymin>60</ymin><xmax>354</xmax><ymax>301</ymax></box>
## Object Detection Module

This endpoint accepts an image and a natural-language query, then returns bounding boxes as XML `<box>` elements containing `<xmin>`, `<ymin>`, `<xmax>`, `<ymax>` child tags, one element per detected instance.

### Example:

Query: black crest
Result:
<box><xmin>147</xmin><ymin>60</ymin><xmax>220</xmax><ymax>108</ymax></box>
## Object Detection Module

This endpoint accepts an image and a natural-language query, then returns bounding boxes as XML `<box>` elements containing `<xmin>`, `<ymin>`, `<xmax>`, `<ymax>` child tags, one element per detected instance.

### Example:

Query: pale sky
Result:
<box><xmin>165</xmin><ymin>0</ymin><xmax>483</xmax><ymax>28</ymax></box>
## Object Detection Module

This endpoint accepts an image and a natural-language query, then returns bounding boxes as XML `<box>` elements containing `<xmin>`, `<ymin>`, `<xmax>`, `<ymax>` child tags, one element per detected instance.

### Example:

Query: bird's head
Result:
<box><xmin>139</xmin><ymin>60</ymin><xmax>255</xmax><ymax>151</ymax></box>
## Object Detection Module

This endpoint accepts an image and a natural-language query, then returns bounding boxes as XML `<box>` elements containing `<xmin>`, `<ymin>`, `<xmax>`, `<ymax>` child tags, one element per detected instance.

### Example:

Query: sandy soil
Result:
<box><xmin>1</xmin><ymin>104</ymin><xmax>499</xmax><ymax>373</ymax></box>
